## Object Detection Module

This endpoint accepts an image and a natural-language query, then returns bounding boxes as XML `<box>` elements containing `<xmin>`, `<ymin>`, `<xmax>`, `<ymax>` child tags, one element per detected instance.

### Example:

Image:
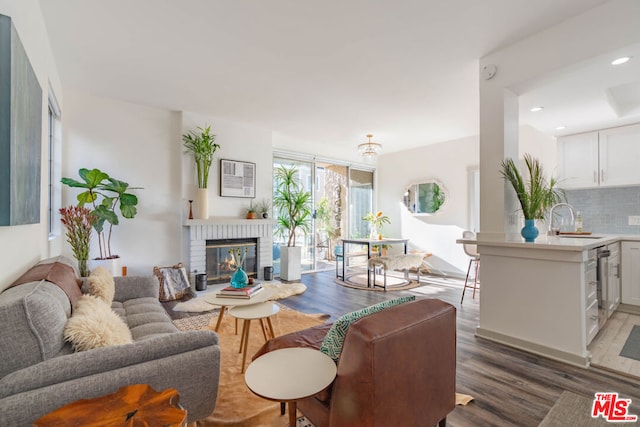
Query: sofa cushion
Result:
<box><xmin>64</xmin><ymin>295</ymin><xmax>133</xmax><ymax>351</ymax></box>
<box><xmin>86</xmin><ymin>266</ymin><xmax>115</xmax><ymax>304</ymax></box>
<box><xmin>319</xmin><ymin>296</ymin><xmax>415</xmax><ymax>363</ymax></box>
<box><xmin>0</xmin><ymin>281</ymin><xmax>73</xmax><ymax>378</ymax></box>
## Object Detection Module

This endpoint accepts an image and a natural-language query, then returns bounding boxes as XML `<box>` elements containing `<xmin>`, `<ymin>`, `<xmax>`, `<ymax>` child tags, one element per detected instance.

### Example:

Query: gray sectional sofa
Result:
<box><xmin>0</xmin><ymin>256</ymin><xmax>220</xmax><ymax>426</ymax></box>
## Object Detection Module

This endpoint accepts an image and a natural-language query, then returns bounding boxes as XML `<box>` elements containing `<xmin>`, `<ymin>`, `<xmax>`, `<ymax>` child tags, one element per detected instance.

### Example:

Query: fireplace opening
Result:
<box><xmin>206</xmin><ymin>238</ymin><xmax>258</xmax><ymax>284</ymax></box>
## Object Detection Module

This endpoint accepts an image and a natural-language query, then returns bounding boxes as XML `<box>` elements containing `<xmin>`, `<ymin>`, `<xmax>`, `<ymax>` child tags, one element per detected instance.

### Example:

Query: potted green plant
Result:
<box><xmin>500</xmin><ymin>153</ymin><xmax>565</xmax><ymax>242</ymax></box>
<box><xmin>256</xmin><ymin>199</ymin><xmax>272</xmax><ymax>219</ymax></box>
<box><xmin>182</xmin><ymin>125</ymin><xmax>220</xmax><ymax>219</ymax></box>
<box><xmin>273</xmin><ymin>165</ymin><xmax>312</xmax><ymax>281</ymax></box>
<box><xmin>245</xmin><ymin>201</ymin><xmax>258</xmax><ymax>219</ymax></box>
<box><xmin>61</xmin><ymin>168</ymin><xmax>140</xmax><ymax>275</ymax></box>
<box><xmin>59</xmin><ymin>205</ymin><xmax>96</xmax><ymax>277</ymax></box>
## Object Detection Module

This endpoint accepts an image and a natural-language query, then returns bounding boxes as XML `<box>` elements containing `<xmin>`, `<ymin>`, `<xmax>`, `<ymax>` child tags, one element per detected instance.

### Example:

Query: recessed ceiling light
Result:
<box><xmin>555</xmin><ymin>126</ymin><xmax>566</xmax><ymax>130</ymax></box>
<box><xmin>530</xmin><ymin>106</ymin><xmax>544</xmax><ymax>112</ymax></box>
<box><xmin>611</xmin><ymin>56</ymin><xmax>631</xmax><ymax>65</ymax></box>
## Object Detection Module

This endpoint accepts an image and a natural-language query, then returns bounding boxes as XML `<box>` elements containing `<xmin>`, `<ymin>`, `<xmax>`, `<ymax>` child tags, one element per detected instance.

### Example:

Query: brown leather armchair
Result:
<box><xmin>253</xmin><ymin>298</ymin><xmax>456</xmax><ymax>427</ymax></box>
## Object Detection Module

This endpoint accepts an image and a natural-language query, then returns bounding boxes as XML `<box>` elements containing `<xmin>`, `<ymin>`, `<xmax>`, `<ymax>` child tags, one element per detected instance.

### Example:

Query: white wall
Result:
<box><xmin>61</xmin><ymin>94</ymin><xmax>274</xmax><ymax>277</ymax></box>
<box><xmin>0</xmin><ymin>0</ymin><xmax>63</xmax><ymax>290</ymax></box>
<box><xmin>181</xmin><ymin>112</ymin><xmax>273</xmax><ymax>219</ymax></box>
<box><xmin>62</xmin><ymin>90</ymin><xmax>183</xmax><ymax>276</ymax></box>
<box><xmin>377</xmin><ymin>126</ymin><xmax>556</xmax><ymax>277</ymax></box>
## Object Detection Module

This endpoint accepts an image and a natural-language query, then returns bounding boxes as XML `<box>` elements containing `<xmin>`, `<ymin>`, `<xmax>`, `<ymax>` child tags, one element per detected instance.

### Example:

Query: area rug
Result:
<box><xmin>173</xmin><ymin>281</ymin><xmax>306</xmax><ymax>313</ymax></box>
<box><xmin>620</xmin><ymin>324</ymin><xmax>640</xmax><ymax>361</ymax></box>
<box><xmin>539</xmin><ymin>390</ymin><xmax>637</xmax><ymax>426</ymax></box>
<box><xmin>335</xmin><ymin>272</ymin><xmax>422</xmax><ymax>291</ymax></box>
<box><xmin>184</xmin><ymin>306</ymin><xmax>328</xmax><ymax>427</ymax></box>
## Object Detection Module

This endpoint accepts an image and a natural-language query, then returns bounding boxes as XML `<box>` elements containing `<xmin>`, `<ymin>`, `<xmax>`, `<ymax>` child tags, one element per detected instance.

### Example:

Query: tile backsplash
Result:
<box><xmin>565</xmin><ymin>187</ymin><xmax>640</xmax><ymax>235</ymax></box>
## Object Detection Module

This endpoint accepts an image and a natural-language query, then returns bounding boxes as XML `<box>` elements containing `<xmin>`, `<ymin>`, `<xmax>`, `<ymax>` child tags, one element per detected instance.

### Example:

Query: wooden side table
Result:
<box><xmin>245</xmin><ymin>348</ymin><xmax>337</xmax><ymax>427</ymax></box>
<box><xmin>33</xmin><ymin>384</ymin><xmax>187</xmax><ymax>427</ymax></box>
<box><xmin>229</xmin><ymin>301</ymin><xmax>280</xmax><ymax>373</ymax></box>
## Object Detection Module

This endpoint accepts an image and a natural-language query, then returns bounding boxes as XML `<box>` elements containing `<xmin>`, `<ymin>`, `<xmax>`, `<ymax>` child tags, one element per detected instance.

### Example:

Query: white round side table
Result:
<box><xmin>229</xmin><ymin>302</ymin><xmax>280</xmax><ymax>373</ymax></box>
<box><xmin>245</xmin><ymin>348</ymin><xmax>337</xmax><ymax>427</ymax></box>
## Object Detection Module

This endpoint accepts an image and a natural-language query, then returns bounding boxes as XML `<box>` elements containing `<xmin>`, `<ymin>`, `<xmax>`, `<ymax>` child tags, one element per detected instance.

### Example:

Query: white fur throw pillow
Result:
<box><xmin>64</xmin><ymin>294</ymin><xmax>132</xmax><ymax>352</ymax></box>
<box><xmin>87</xmin><ymin>266</ymin><xmax>115</xmax><ymax>305</ymax></box>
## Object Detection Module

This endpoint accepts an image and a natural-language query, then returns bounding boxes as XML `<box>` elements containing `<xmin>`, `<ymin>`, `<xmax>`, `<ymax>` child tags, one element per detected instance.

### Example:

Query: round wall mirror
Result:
<box><xmin>403</xmin><ymin>181</ymin><xmax>446</xmax><ymax>215</ymax></box>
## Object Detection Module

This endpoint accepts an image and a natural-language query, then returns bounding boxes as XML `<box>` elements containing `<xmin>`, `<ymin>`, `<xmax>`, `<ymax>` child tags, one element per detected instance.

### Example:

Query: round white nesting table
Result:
<box><xmin>245</xmin><ymin>348</ymin><xmax>337</xmax><ymax>427</ymax></box>
<box><xmin>229</xmin><ymin>302</ymin><xmax>281</xmax><ymax>373</ymax></box>
<box><xmin>202</xmin><ymin>288</ymin><xmax>273</xmax><ymax>332</ymax></box>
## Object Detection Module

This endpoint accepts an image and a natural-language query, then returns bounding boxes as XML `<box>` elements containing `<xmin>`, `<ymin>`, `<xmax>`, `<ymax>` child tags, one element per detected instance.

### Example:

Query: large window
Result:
<box><xmin>48</xmin><ymin>94</ymin><xmax>61</xmax><ymax>238</ymax></box>
<box><xmin>349</xmin><ymin>169</ymin><xmax>374</xmax><ymax>238</ymax></box>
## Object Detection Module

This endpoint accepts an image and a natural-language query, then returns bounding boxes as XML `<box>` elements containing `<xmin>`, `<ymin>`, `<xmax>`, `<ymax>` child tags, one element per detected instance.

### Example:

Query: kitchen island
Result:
<box><xmin>461</xmin><ymin>233</ymin><xmax>636</xmax><ymax>367</ymax></box>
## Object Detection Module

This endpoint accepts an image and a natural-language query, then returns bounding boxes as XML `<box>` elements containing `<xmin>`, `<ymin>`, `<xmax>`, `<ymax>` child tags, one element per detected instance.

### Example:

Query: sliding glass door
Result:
<box><xmin>273</xmin><ymin>155</ymin><xmax>374</xmax><ymax>275</ymax></box>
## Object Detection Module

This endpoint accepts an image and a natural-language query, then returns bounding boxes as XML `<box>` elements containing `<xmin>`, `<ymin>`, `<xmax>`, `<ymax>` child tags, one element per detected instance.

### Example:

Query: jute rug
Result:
<box><xmin>539</xmin><ymin>390</ymin><xmax>637</xmax><ymax>426</ymax></box>
<box><xmin>335</xmin><ymin>272</ymin><xmax>422</xmax><ymax>291</ymax></box>
<box><xmin>173</xmin><ymin>281</ymin><xmax>306</xmax><ymax>313</ymax></box>
<box><xmin>178</xmin><ymin>305</ymin><xmax>328</xmax><ymax>427</ymax></box>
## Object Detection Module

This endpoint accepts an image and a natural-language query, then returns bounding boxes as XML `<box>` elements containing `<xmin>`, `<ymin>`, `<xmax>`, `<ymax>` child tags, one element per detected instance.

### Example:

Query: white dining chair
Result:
<box><xmin>460</xmin><ymin>230</ymin><xmax>480</xmax><ymax>303</ymax></box>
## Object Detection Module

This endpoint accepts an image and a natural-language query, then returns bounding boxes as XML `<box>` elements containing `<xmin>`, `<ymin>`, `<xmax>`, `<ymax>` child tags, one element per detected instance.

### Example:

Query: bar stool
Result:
<box><xmin>460</xmin><ymin>230</ymin><xmax>480</xmax><ymax>303</ymax></box>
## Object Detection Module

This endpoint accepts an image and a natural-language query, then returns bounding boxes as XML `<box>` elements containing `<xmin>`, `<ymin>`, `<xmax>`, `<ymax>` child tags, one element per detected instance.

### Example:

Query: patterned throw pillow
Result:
<box><xmin>319</xmin><ymin>296</ymin><xmax>416</xmax><ymax>363</ymax></box>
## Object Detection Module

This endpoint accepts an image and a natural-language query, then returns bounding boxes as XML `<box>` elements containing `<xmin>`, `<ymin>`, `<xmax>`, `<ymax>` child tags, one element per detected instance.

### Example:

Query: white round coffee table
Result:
<box><xmin>245</xmin><ymin>348</ymin><xmax>337</xmax><ymax>427</ymax></box>
<box><xmin>203</xmin><ymin>288</ymin><xmax>273</xmax><ymax>332</ymax></box>
<box><xmin>229</xmin><ymin>302</ymin><xmax>281</xmax><ymax>373</ymax></box>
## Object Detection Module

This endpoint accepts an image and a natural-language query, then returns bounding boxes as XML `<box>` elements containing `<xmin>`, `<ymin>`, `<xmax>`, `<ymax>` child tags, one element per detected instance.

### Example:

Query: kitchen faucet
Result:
<box><xmin>547</xmin><ymin>203</ymin><xmax>576</xmax><ymax>235</ymax></box>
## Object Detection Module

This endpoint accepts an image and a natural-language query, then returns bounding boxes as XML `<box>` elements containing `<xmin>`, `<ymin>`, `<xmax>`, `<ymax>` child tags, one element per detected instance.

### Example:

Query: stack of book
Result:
<box><xmin>216</xmin><ymin>282</ymin><xmax>263</xmax><ymax>299</ymax></box>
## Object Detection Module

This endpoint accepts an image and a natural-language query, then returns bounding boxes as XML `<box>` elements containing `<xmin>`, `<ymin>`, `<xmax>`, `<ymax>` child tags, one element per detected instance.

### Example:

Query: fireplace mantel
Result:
<box><xmin>185</xmin><ymin>217</ymin><xmax>275</xmax><ymax>282</ymax></box>
<box><xmin>185</xmin><ymin>217</ymin><xmax>276</xmax><ymax>226</ymax></box>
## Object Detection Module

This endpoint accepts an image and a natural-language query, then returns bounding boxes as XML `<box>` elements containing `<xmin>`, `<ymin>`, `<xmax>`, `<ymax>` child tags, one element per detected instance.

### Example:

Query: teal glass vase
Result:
<box><xmin>521</xmin><ymin>219</ymin><xmax>539</xmax><ymax>243</ymax></box>
<box><xmin>231</xmin><ymin>267</ymin><xmax>248</xmax><ymax>288</ymax></box>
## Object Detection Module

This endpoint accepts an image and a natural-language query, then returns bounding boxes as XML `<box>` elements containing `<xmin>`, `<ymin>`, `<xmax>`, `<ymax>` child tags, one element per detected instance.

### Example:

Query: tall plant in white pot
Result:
<box><xmin>273</xmin><ymin>165</ymin><xmax>312</xmax><ymax>281</ymax></box>
<box><xmin>182</xmin><ymin>125</ymin><xmax>220</xmax><ymax>219</ymax></box>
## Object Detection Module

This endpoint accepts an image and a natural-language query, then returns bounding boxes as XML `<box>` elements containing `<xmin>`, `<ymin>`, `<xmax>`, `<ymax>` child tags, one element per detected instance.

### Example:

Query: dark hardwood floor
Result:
<box><xmin>278</xmin><ymin>270</ymin><xmax>640</xmax><ymax>427</ymax></box>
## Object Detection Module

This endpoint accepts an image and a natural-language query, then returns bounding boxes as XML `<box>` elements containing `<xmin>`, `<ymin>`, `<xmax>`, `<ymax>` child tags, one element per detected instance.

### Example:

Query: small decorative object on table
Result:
<box><xmin>363</xmin><ymin>211</ymin><xmax>390</xmax><ymax>241</ymax></box>
<box><xmin>230</xmin><ymin>247</ymin><xmax>249</xmax><ymax>288</ymax></box>
<box><xmin>188</xmin><ymin>200</ymin><xmax>194</xmax><ymax>220</ymax></box>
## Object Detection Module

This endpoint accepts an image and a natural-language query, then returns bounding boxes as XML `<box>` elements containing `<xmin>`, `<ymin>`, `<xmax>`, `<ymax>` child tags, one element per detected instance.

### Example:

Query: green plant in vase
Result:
<box><xmin>182</xmin><ymin>125</ymin><xmax>220</xmax><ymax>219</ymax></box>
<box><xmin>59</xmin><ymin>206</ymin><xmax>96</xmax><ymax>277</ymax></box>
<box><xmin>230</xmin><ymin>247</ymin><xmax>249</xmax><ymax>288</ymax></box>
<box><xmin>500</xmin><ymin>153</ymin><xmax>565</xmax><ymax>242</ymax></box>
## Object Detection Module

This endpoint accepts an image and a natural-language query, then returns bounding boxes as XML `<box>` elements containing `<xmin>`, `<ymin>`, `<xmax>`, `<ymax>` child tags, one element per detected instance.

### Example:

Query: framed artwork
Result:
<box><xmin>0</xmin><ymin>15</ymin><xmax>43</xmax><ymax>226</ymax></box>
<box><xmin>220</xmin><ymin>159</ymin><xmax>256</xmax><ymax>198</ymax></box>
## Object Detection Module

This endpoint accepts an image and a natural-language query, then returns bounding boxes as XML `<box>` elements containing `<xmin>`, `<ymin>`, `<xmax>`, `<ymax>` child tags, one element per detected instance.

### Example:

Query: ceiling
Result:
<box><xmin>39</xmin><ymin>0</ymin><xmax>634</xmax><ymax>162</ymax></box>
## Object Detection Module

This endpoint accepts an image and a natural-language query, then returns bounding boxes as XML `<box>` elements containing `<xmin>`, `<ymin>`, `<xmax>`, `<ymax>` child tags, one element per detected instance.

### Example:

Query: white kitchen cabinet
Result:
<box><xmin>557</xmin><ymin>123</ymin><xmax>640</xmax><ymax>189</ymax></box>
<box><xmin>621</xmin><ymin>241</ymin><xmax>640</xmax><ymax>306</ymax></box>
<box><xmin>599</xmin><ymin>124</ymin><xmax>640</xmax><ymax>187</ymax></box>
<box><xmin>557</xmin><ymin>131</ymin><xmax>599</xmax><ymax>189</ymax></box>
<box><xmin>607</xmin><ymin>242</ymin><xmax>620</xmax><ymax>316</ymax></box>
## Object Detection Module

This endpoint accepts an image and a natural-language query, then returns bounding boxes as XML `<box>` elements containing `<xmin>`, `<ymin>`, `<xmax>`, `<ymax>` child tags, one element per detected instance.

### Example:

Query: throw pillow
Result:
<box><xmin>153</xmin><ymin>263</ymin><xmax>192</xmax><ymax>302</ymax></box>
<box><xmin>319</xmin><ymin>296</ymin><xmax>416</xmax><ymax>363</ymax></box>
<box><xmin>87</xmin><ymin>266</ymin><xmax>115</xmax><ymax>305</ymax></box>
<box><xmin>64</xmin><ymin>294</ymin><xmax>132</xmax><ymax>352</ymax></box>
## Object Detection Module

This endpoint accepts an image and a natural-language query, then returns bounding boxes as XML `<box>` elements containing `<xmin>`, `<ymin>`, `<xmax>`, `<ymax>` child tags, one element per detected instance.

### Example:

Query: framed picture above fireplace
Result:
<box><xmin>220</xmin><ymin>159</ymin><xmax>256</xmax><ymax>198</ymax></box>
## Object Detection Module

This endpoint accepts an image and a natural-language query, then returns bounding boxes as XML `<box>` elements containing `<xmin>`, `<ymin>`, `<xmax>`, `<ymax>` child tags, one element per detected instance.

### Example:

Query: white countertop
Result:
<box><xmin>457</xmin><ymin>233</ymin><xmax>640</xmax><ymax>251</ymax></box>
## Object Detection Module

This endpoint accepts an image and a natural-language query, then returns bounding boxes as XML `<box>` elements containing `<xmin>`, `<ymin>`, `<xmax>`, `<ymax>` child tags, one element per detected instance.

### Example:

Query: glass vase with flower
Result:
<box><xmin>59</xmin><ymin>206</ymin><xmax>96</xmax><ymax>277</ymax></box>
<box><xmin>230</xmin><ymin>247</ymin><xmax>249</xmax><ymax>288</ymax></box>
<box><xmin>363</xmin><ymin>211</ymin><xmax>391</xmax><ymax>240</ymax></box>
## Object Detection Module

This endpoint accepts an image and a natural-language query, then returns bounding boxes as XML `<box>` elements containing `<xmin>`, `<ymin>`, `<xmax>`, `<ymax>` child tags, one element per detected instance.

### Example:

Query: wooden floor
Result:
<box><xmin>589</xmin><ymin>311</ymin><xmax>640</xmax><ymax>378</ymax></box>
<box><xmin>277</xmin><ymin>270</ymin><xmax>640</xmax><ymax>427</ymax></box>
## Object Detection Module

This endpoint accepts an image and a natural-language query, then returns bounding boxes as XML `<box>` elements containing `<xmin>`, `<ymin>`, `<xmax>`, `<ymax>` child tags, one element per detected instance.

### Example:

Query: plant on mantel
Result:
<box><xmin>182</xmin><ymin>125</ymin><xmax>220</xmax><ymax>189</ymax></box>
<box><xmin>61</xmin><ymin>168</ymin><xmax>140</xmax><ymax>260</ymax></box>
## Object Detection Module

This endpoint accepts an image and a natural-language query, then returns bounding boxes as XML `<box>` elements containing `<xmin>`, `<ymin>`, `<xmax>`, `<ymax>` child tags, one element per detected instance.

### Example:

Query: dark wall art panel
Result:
<box><xmin>0</xmin><ymin>14</ymin><xmax>42</xmax><ymax>226</ymax></box>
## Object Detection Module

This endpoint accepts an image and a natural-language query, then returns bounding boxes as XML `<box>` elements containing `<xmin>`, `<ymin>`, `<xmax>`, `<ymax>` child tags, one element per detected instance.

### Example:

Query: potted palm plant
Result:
<box><xmin>273</xmin><ymin>165</ymin><xmax>312</xmax><ymax>281</ymax></box>
<box><xmin>182</xmin><ymin>125</ymin><xmax>220</xmax><ymax>219</ymax></box>
<box><xmin>500</xmin><ymin>153</ymin><xmax>565</xmax><ymax>242</ymax></box>
<box><xmin>61</xmin><ymin>168</ymin><xmax>140</xmax><ymax>275</ymax></box>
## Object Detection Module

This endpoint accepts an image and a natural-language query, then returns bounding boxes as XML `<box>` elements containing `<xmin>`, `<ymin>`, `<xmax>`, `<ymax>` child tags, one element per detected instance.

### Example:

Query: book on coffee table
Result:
<box><xmin>217</xmin><ymin>282</ymin><xmax>263</xmax><ymax>298</ymax></box>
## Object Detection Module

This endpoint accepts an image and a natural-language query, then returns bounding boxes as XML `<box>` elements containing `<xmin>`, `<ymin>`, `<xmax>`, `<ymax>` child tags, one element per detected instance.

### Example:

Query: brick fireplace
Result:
<box><xmin>185</xmin><ymin>218</ymin><xmax>275</xmax><ymax>285</ymax></box>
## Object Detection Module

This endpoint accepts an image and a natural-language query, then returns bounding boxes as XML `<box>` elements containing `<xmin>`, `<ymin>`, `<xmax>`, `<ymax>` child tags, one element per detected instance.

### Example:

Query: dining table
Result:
<box><xmin>339</xmin><ymin>238</ymin><xmax>409</xmax><ymax>287</ymax></box>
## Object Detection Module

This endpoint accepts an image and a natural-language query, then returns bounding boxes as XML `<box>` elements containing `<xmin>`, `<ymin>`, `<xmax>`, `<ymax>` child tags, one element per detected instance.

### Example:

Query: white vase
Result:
<box><xmin>197</xmin><ymin>188</ymin><xmax>209</xmax><ymax>219</ymax></box>
<box><xmin>280</xmin><ymin>246</ymin><xmax>301</xmax><ymax>281</ymax></box>
<box><xmin>88</xmin><ymin>257</ymin><xmax>122</xmax><ymax>277</ymax></box>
